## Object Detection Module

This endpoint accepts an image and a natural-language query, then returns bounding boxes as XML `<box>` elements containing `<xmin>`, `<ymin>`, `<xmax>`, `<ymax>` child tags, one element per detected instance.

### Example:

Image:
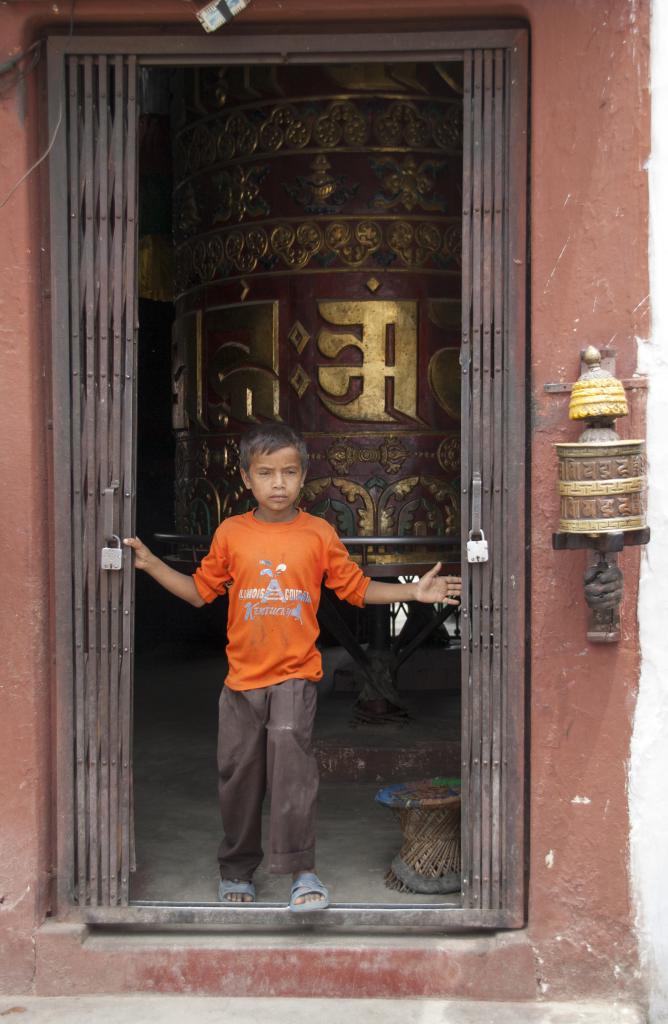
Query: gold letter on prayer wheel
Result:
<box><xmin>208</xmin><ymin>301</ymin><xmax>280</xmax><ymax>424</ymax></box>
<box><xmin>316</xmin><ymin>300</ymin><xmax>418</xmax><ymax>422</ymax></box>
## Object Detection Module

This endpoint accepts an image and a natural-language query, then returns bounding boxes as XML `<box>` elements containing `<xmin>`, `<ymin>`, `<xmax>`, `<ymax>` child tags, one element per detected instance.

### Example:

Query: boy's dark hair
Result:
<box><xmin>239</xmin><ymin>424</ymin><xmax>309</xmax><ymax>472</ymax></box>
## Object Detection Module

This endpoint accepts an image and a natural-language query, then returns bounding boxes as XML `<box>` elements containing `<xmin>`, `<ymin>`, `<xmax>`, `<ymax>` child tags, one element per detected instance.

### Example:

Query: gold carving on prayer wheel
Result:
<box><xmin>326</xmin><ymin>436</ymin><xmax>409</xmax><ymax>476</ymax></box>
<box><xmin>555</xmin><ymin>441</ymin><xmax>646</xmax><ymax>533</ymax></box>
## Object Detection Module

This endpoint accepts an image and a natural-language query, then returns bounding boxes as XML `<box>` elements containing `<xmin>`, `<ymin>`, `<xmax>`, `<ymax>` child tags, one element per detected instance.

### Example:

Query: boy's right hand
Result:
<box><xmin>123</xmin><ymin>536</ymin><xmax>154</xmax><ymax>571</ymax></box>
<box><xmin>122</xmin><ymin>537</ymin><xmax>204</xmax><ymax>606</ymax></box>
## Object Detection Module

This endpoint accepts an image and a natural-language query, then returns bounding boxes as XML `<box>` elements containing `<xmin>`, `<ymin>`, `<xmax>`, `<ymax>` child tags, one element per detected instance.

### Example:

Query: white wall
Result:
<box><xmin>630</xmin><ymin>1</ymin><xmax>668</xmax><ymax>1020</ymax></box>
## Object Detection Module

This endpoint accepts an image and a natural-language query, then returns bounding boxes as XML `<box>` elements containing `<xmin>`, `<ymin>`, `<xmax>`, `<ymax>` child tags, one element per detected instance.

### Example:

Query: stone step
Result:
<box><xmin>0</xmin><ymin>996</ymin><xmax>645</xmax><ymax>1024</ymax></box>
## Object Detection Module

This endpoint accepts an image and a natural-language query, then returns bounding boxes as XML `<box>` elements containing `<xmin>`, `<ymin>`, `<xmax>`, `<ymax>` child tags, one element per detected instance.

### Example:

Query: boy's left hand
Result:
<box><xmin>415</xmin><ymin>563</ymin><xmax>461</xmax><ymax>605</ymax></box>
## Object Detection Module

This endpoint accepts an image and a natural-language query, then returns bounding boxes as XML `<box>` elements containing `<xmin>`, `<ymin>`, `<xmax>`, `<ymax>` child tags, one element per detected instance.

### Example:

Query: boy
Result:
<box><xmin>124</xmin><ymin>424</ymin><xmax>461</xmax><ymax>912</ymax></box>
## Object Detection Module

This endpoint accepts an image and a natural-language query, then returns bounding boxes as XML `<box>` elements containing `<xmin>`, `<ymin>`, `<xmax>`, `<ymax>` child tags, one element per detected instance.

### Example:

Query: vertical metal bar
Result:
<box><xmin>490</xmin><ymin>48</ymin><xmax>505</xmax><ymax>911</ymax></box>
<box><xmin>502</xmin><ymin>32</ymin><xmax>528</xmax><ymax>920</ymax></box>
<box><xmin>129</xmin><ymin>61</ymin><xmax>140</xmax><ymax>882</ymax></box>
<box><xmin>459</xmin><ymin>49</ymin><xmax>473</xmax><ymax>910</ymax></box>
<box><xmin>66</xmin><ymin>55</ymin><xmax>88</xmax><ymax>907</ymax></box>
<box><xmin>468</xmin><ymin>49</ymin><xmax>484</xmax><ymax>912</ymax></box>
<box><xmin>120</xmin><ymin>54</ymin><xmax>138</xmax><ymax>905</ymax></box>
<box><xmin>479</xmin><ymin>49</ymin><xmax>494</xmax><ymax>911</ymax></box>
<box><xmin>97</xmin><ymin>55</ymin><xmax>111</xmax><ymax>907</ymax></box>
<box><xmin>82</xmin><ymin>55</ymin><xmax>100</xmax><ymax>907</ymax></box>
<box><xmin>501</xmin><ymin>48</ymin><xmax>512</xmax><ymax>912</ymax></box>
<box><xmin>48</xmin><ymin>39</ymin><xmax>76</xmax><ymax>913</ymax></box>
<box><xmin>108</xmin><ymin>54</ymin><xmax>124</xmax><ymax>906</ymax></box>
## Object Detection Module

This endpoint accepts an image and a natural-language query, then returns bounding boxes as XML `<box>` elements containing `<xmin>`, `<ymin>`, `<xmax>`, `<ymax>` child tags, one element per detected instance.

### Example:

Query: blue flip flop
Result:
<box><xmin>289</xmin><ymin>872</ymin><xmax>330</xmax><ymax>913</ymax></box>
<box><xmin>218</xmin><ymin>878</ymin><xmax>256</xmax><ymax>903</ymax></box>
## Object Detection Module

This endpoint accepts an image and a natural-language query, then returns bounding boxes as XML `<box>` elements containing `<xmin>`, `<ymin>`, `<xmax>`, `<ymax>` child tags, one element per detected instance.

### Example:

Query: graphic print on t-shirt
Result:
<box><xmin>239</xmin><ymin>559</ymin><xmax>313</xmax><ymax>625</ymax></box>
<box><xmin>259</xmin><ymin>559</ymin><xmax>286</xmax><ymax>600</ymax></box>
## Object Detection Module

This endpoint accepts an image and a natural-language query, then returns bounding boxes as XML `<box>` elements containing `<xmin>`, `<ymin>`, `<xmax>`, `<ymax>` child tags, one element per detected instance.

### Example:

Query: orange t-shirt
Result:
<box><xmin>192</xmin><ymin>510</ymin><xmax>370</xmax><ymax>691</ymax></box>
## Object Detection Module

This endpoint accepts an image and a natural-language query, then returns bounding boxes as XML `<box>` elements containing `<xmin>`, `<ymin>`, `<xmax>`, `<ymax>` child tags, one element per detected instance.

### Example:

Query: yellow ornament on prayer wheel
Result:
<box><xmin>568</xmin><ymin>346</ymin><xmax>629</xmax><ymax>421</ymax></box>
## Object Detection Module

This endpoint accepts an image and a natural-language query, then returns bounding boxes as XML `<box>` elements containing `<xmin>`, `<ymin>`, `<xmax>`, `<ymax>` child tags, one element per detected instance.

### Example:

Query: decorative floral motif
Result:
<box><xmin>371</xmin><ymin>156</ymin><xmax>449</xmax><ymax>213</ymax></box>
<box><xmin>259</xmin><ymin>105</ymin><xmax>311</xmax><ymax>152</ymax></box>
<box><xmin>387</xmin><ymin>221</ymin><xmax>441</xmax><ymax>266</ymax></box>
<box><xmin>313</xmin><ymin>102</ymin><xmax>367</xmax><ymax>147</ymax></box>
<box><xmin>224</xmin><ymin>228</ymin><xmax>269</xmax><ymax>273</ymax></box>
<box><xmin>431</xmin><ymin>102</ymin><xmax>463</xmax><ymax>149</ymax></box>
<box><xmin>216</xmin><ymin>112</ymin><xmax>259</xmax><ymax>163</ymax></box>
<box><xmin>213</xmin><ymin>164</ymin><xmax>270</xmax><ymax>224</ymax></box>
<box><xmin>176</xmin><ymin>218</ymin><xmax>461</xmax><ymax>289</ymax></box>
<box><xmin>333</xmin><ymin>478</ymin><xmax>375</xmax><ymax>536</ymax></box>
<box><xmin>301</xmin><ymin>477</ymin><xmax>331</xmax><ymax>505</ymax></box>
<box><xmin>374</xmin><ymin>102</ymin><xmax>431</xmax><ymax>148</ymax></box>
<box><xmin>175</xmin><ymin>98</ymin><xmax>462</xmax><ymax>178</ymax></box>
<box><xmin>437</xmin><ymin>435</ymin><xmax>461</xmax><ymax>473</ymax></box>
<box><xmin>192</xmin><ymin>236</ymin><xmax>224</xmax><ymax>282</ymax></box>
<box><xmin>271</xmin><ymin>222</ymin><xmax>322</xmax><ymax>268</ymax></box>
<box><xmin>378</xmin><ymin>475</ymin><xmax>459</xmax><ymax>537</ymax></box>
<box><xmin>324</xmin><ymin>220</ymin><xmax>382</xmax><ymax>267</ymax></box>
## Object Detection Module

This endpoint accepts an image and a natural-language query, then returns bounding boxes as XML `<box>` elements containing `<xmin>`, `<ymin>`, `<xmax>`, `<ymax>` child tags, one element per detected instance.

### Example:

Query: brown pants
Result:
<box><xmin>217</xmin><ymin>677</ymin><xmax>318</xmax><ymax>881</ymax></box>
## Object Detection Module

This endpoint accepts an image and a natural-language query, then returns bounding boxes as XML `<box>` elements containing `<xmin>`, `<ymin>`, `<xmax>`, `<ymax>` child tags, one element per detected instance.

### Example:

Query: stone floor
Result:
<box><xmin>131</xmin><ymin>643</ymin><xmax>461</xmax><ymax>907</ymax></box>
<box><xmin>132</xmin><ymin>776</ymin><xmax>459</xmax><ymax>906</ymax></box>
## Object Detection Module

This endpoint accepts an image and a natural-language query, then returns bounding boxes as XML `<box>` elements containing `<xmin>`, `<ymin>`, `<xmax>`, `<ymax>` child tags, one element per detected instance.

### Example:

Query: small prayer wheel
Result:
<box><xmin>555</xmin><ymin>346</ymin><xmax>646</xmax><ymax>535</ymax></box>
<box><xmin>552</xmin><ymin>345</ymin><xmax>650</xmax><ymax>644</ymax></box>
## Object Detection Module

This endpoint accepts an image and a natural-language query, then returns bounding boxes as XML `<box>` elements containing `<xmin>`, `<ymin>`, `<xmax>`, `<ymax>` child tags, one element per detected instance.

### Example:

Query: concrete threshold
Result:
<box><xmin>0</xmin><ymin>996</ymin><xmax>646</xmax><ymax>1024</ymax></box>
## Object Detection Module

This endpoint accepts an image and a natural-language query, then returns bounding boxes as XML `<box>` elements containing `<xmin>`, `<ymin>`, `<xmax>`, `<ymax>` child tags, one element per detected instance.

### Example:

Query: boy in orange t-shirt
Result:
<box><xmin>124</xmin><ymin>424</ymin><xmax>461</xmax><ymax>912</ymax></box>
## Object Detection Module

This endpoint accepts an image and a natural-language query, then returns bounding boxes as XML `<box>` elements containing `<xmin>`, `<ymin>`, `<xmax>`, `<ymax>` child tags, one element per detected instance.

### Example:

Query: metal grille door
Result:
<box><xmin>49</xmin><ymin>51</ymin><xmax>138</xmax><ymax>907</ymax></box>
<box><xmin>460</xmin><ymin>45</ymin><xmax>527</xmax><ymax>917</ymax></box>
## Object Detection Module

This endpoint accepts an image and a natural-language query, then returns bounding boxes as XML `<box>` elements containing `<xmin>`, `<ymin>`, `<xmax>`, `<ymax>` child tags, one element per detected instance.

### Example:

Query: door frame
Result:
<box><xmin>47</xmin><ymin>23</ymin><xmax>528</xmax><ymax>930</ymax></box>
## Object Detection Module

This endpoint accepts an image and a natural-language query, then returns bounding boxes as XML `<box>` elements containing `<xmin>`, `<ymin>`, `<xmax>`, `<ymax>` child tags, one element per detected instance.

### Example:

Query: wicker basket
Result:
<box><xmin>376</xmin><ymin>778</ymin><xmax>461</xmax><ymax>894</ymax></box>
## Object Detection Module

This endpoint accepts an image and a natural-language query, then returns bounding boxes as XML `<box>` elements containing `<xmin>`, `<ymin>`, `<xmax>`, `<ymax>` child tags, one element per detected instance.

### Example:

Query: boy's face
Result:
<box><xmin>240</xmin><ymin>445</ymin><xmax>307</xmax><ymax>522</ymax></box>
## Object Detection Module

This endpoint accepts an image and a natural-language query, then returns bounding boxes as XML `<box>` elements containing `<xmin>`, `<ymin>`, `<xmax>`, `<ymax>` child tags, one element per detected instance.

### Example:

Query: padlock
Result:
<box><xmin>466</xmin><ymin>530</ymin><xmax>489</xmax><ymax>563</ymax></box>
<box><xmin>101</xmin><ymin>535</ymin><xmax>123</xmax><ymax>570</ymax></box>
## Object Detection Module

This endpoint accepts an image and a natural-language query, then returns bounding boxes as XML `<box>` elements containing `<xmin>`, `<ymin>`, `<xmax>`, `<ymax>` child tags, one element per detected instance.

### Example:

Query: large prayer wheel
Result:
<box><xmin>172</xmin><ymin>63</ymin><xmax>463</xmax><ymax>558</ymax></box>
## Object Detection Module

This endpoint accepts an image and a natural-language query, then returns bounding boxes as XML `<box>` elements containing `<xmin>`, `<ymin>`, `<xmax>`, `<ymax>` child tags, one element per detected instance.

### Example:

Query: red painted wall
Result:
<box><xmin>0</xmin><ymin>0</ymin><xmax>649</xmax><ymax>1002</ymax></box>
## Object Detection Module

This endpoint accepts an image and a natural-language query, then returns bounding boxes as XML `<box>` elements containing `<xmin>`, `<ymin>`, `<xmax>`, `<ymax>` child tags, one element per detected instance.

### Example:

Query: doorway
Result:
<box><xmin>47</xmin><ymin>26</ymin><xmax>527</xmax><ymax>928</ymax></box>
<box><xmin>131</xmin><ymin>57</ymin><xmax>463</xmax><ymax>906</ymax></box>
